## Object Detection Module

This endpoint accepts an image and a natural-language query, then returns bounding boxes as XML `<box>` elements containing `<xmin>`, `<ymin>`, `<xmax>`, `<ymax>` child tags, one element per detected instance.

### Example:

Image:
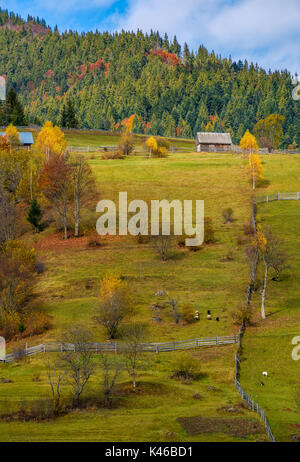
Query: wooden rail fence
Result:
<box><xmin>234</xmin><ymin>200</ymin><xmax>276</xmax><ymax>442</ymax></box>
<box><xmin>255</xmin><ymin>192</ymin><xmax>300</xmax><ymax>203</ymax></box>
<box><xmin>1</xmin><ymin>335</ymin><xmax>238</xmax><ymax>363</ymax></box>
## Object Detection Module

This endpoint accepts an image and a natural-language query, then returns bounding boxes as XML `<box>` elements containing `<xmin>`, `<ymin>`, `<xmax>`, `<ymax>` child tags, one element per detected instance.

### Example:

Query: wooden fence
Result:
<box><xmin>1</xmin><ymin>335</ymin><xmax>238</xmax><ymax>363</ymax></box>
<box><xmin>235</xmin><ymin>328</ymin><xmax>276</xmax><ymax>443</ymax></box>
<box><xmin>234</xmin><ymin>201</ymin><xmax>276</xmax><ymax>442</ymax></box>
<box><xmin>255</xmin><ymin>192</ymin><xmax>300</xmax><ymax>204</ymax></box>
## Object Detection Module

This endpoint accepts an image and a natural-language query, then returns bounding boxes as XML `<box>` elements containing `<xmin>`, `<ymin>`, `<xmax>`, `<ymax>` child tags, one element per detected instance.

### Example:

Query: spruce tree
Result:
<box><xmin>27</xmin><ymin>199</ymin><xmax>43</xmax><ymax>232</ymax></box>
<box><xmin>5</xmin><ymin>88</ymin><xmax>25</xmax><ymax>125</ymax></box>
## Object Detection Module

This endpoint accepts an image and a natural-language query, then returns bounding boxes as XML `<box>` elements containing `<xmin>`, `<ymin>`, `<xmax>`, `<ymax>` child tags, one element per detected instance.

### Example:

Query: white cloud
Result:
<box><xmin>110</xmin><ymin>0</ymin><xmax>300</xmax><ymax>72</ymax></box>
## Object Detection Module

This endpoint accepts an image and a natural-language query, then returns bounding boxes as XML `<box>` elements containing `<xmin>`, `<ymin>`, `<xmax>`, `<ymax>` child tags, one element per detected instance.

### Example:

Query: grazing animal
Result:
<box><xmin>262</xmin><ymin>372</ymin><xmax>268</xmax><ymax>377</ymax></box>
<box><xmin>216</xmin><ymin>317</ymin><xmax>220</xmax><ymax>322</ymax></box>
<box><xmin>207</xmin><ymin>315</ymin><xmax>212</xmax><ymax>321</ymax></box>
<box><xmin>207</xmin><ymin>310</ymin><xmax>211</xmax><ymax>315</ymax></box>
<box><xmin>260</xmin><ymin>381</ymin><xmax>265</xmax><ymax>387</ymax></box>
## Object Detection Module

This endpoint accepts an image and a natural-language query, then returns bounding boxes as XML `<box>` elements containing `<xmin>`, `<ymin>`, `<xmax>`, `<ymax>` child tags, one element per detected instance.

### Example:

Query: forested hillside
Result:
<box><xmin>0</xmin><ymin>7</ymin><xmax>299</xmax><ymax>145</ymax></box>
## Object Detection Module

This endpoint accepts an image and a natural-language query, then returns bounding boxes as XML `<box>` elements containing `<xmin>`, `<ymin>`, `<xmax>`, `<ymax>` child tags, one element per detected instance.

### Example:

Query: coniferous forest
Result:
<box><xmin>0</xmin><ymin>7</ymin><xmax>299</xmax><ymax>146</ymax></box>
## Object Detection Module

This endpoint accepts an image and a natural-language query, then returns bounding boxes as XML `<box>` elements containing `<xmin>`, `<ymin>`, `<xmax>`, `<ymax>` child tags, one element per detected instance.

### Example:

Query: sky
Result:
<box><xmin>2</xmin><ymin>0</ymin><xmax>300</xmax><ymax>74</ymax></box>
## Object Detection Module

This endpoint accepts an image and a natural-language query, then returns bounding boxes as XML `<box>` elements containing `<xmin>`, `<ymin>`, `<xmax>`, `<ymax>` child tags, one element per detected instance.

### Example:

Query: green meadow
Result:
<box><xmin>0</xmin><ymin>147</ymin><xmax>299</xmax><ymax>442</ymax></box>
<box><xmin>239</xmin><ymin>154</ymin><xmax>300</xmax><ymax>442</ymax></box>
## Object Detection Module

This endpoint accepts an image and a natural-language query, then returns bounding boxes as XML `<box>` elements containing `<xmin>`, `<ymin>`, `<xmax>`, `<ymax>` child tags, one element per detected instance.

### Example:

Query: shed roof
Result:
<box><xmin>196</xmin><ymin>132</ymin><xmax>232</xmax><ymax>145</ymax></box>
<box><xmin>0</xmin><ymin>131</ymin><xmax>34</xmax><ymax>145</ymax></box>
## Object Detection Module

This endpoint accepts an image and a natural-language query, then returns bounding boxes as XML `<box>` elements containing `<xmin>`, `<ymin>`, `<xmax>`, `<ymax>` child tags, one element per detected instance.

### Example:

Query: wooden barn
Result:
<box><xmin>196</xmin><ymin>132</ymin><xmax>232</xmax><ymax>152</ymax></box>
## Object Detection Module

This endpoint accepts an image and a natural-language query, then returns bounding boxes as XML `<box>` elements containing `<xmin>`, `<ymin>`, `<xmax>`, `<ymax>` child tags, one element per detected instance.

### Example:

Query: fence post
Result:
<box><xmin>278</xmin><ymin>192</ymin><xmax>280</xmax><ymax>200</ymax></box>
<box><xmin>156</xmin><ymin>344</ymin><xmax>159</xmax><ymax>354</ymax></box>
<box><xmin>115</xmin><ymin>343</ymin><xmax>117</xmax><ymax>353</ymax></box>
<box><xmin>216</xmin><ymin>336</ymin><xmax>218</xmax><ymax>345</ymax></box>
<box><xmin>298</xmin><ymin>192</ymin><xmax>299</xmax><ymax>200</ymax></box>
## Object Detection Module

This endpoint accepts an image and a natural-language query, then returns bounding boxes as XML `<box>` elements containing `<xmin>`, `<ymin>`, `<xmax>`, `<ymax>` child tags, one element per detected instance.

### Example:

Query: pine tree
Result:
<box><xmin>5</xmin><ymin>88</ymin><xmax>25</xmax><ymax>125</ymax></box>
<box><xmin>27</xmin><ymin>199</ymin><xmax>43</xmax><ymax>232</ymax></box>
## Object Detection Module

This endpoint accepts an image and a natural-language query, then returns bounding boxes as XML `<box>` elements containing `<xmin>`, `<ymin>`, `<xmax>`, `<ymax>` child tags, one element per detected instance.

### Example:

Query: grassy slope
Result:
<box><xmin>0</xmin><ymin>151</ymin><xmax>269</xmax><ymax>442</ymax></box>
<box><xmin>240</xmin><ymin>154</ymin><xmax>300</xmax><ymax>442</ymax></box>
<box><xmin>64</xmin><ymin>129</ymin><xmax>195</xmax><ymax>151</ymax></box>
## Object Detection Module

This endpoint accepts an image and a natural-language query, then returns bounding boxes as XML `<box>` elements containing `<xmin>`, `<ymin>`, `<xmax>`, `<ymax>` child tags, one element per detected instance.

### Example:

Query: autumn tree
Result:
<box><xmin>146</xmin><ymin>136</ymin><xmax>157</xmax><ymax>158</ymax></box>
<box><xmin>121</xmin><ymin>114</ymin><xmax>135</xmax><ymax>133</ymax></box>
<box><xmin>96</xmin><ymin>274</ymin><xmax>134</xmax><ymax>339</ymax></box>
<box><xmin>255</xmin><ymin>226</ymin><xmax>289</xmax><ymax>320</ymax></box>
<box><xmin>240</xmin><ymin>129</ymin><xmax>258</xmax><ymax>154</ymax></box>
<box><xmin>0</xmin><ymin>148</ymin><xmax>30</xmax><ymax>197</ymax></box>
<box><xmin>34</xmin><ymin>121</ymin><xmax>66</xmax><ymax>160</ymax></box>
<box><xmin>69</xmin><ymin>156</ymin><xmax>95</xmax><ymax>237</ymax></box>
<box><xmin>17</xmin><ymin>152</ymin><xmax>44</xmax><ymax>203</ymax></box>
<box><xmin>4</xmin><ymin>123</ymin><xmax>20</xmax><ymax>147</ymax></box>
<box><xmin>247</xmin><ymin>153</ymin><xmax>263</xmax><ymax>190</ymax></box>
<box><xmin>0</xmin><ymin>188</ymin><xmax>16</xmax><ymax>243</ymax></box>
<box><xmin>39</xmin><ymin>153</ymin><xmax>72</xmax><ymax>239</ymax></box>
<box><xmin>145</xmin><ymin>136</ymin><xmax>168</xmax><ymax>158</ymax></box>
<box><xmin>0</xmin><ymin>242</ymin><xmax>37</xmax><ymax>334</ymax></box>
<box><xmin>0</xmin><ymin>135</ymin><xmax>10</xmax><ymax>152</ymax></box>
<box><xmin>254</xmin><ymin>114</ymin><xmax>285</xmax><ymax>152</ymax></box>
<box><xmin>118</xmin><ymin>132</ymin><xmax>134</xmax><ymax>156</ymax></box>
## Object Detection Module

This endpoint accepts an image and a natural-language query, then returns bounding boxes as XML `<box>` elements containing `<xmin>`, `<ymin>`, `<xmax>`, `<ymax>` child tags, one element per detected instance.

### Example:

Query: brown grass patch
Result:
<box><xmin>177</xmin><ymin>416</ymin><xmax>264</xmax><ymax>438</ymax></box>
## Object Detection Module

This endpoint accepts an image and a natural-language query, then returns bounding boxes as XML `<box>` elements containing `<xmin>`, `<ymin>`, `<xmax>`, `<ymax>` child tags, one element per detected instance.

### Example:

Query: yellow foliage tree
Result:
<box><xmin>146</xmin><ymin>136</ymin><xmax>158</xmax><ymax>158</ymax></box>
<box><xmin>240</xmin><ymin>130</ymin><xmax>258</xmax><ymax>154</ymax></box>
<box><xmin>247</xmin><ymin>153</ymin><xmax>263</xmax><ymax>190</ymax></box>
<box><xmin>34</xmin><ymin>121</ymin><xmax>66</xmax><ymax>159</ymax></box>
<box><xmin>97</xmin><ymin>274</ymin><xmax>134</xmax><ymax>339</ymax></box>
<box><xmin>5</xmin><ymin>124</ymin><xmax>20</xmax><ymax>147</ymax></box>
<box><xmin>121</xmin><ymin>114</ymin><xmax>135</xmax><ymax>134</ymax></box>
<box><xmin>16</xmin><ymin>151</ymin><xmax>44</xmax><ymax>203</ymax></box>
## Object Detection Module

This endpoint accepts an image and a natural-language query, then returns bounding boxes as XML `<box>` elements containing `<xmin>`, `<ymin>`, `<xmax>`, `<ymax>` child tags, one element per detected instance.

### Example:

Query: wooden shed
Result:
<box><xmin>196</xmin><ymin>132</ymin><xmax>232</xmax><ymax>152</ymax></box>
<box><xmin>0</xmin><ymin>131</ymin><xmax>34</xmax><ymax>149</ymax></box>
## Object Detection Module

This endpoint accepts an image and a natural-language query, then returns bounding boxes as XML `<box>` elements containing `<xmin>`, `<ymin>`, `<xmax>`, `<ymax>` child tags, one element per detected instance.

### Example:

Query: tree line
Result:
<box><xmin>0</xmin><ymin>9</ymin><xmax>300</xmax><ymax>147</ymax></box>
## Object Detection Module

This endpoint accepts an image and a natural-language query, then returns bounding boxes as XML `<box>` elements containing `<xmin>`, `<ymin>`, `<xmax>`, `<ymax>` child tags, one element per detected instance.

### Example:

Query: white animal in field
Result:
<box><xmin>262</xmin><ymin>372</ymin><xmax>268</xmax><ymax>377</ymax></box>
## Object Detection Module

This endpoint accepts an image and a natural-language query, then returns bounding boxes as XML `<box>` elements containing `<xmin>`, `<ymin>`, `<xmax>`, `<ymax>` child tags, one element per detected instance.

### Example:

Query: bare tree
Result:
<box><xmin>39</xmin><ymin>154</ymin><xmax>72</xmax><ymax>240</ymax></box>
<box><xmin>0</xmin><ymin>188</ymin><xmax>16</xmax><ymax>243</ymax></box>
<box><xmin>60</xmin><ymin>326</ymin><xmax>96</xmax><ymax>407</ymax></box>
<box><xmin>45</xmin><ymin>359</ymin><xmax>66</xmax><ymax>415</ymax></box>
<box><xmin>258</xmin><ymin>228</ymin><xmax>289</xmax><ymax>320</ymax></box>
<box><xmin>168</xmin><ymin>297</ymin><xmax>181</xmax><ymax>324</ymax></box>
<box><xmin>100</xmin><ymin>354</ymin><xmax>122</xmax><ymax>408</ymax></box>
<box><xmin>152</xmin><ymin>234</ymin><xmax>174</xmax><ymax>261</ymax></box>
<box><xmin>70</xmin><ymin>156</ymin><xmax>95</xmax><ymax>237</ymax></box>
<box><xmin>120</xmin><ymin>322</ymin><xmax>148</xmax><ymax>390</ymax></box>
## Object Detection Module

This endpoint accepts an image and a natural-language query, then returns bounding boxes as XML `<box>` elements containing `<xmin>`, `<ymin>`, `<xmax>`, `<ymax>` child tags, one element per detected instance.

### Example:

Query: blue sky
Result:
<box><xmin>2</xmin><ymin>0</ymin><xmax>300</xmax><ymax>74</ymax></box>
